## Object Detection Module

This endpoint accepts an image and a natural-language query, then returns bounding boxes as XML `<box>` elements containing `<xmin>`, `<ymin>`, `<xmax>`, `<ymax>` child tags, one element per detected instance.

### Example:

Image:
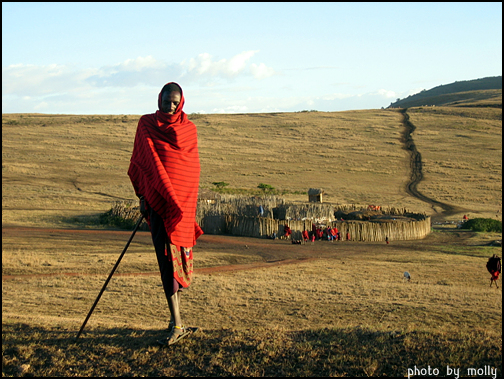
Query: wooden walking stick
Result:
<box><xmin>75</xmin><ymin>215</ymin><xmax>144</xmax><ymax>341</ymax></box>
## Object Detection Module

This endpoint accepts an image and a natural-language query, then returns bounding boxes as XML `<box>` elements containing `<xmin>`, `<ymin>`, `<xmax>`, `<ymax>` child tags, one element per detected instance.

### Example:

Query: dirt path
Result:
<box><xmin>1</xmin><ymin>257</ymin><xmax>319</xmax><ymax>280</ymax></box>
<box><xmin>2</xmin><ymin>226</ymin><xmax>474</xmax><ymax>281</ymax></box>
<box><xmin>400</xmin><ymin>108</ymin><xmax>464</xmax><ymax>222</ymax></box>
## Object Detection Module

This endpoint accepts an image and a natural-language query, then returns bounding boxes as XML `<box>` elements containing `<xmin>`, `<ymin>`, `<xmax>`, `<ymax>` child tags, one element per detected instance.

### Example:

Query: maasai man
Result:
<box><xmin>128</xmin><ymin>82</ymin><xmax>203</xmax><ymax>345</ymax></box>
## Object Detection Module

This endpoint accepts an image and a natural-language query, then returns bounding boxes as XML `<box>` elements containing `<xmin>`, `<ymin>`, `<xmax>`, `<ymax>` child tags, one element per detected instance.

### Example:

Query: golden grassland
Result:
<box><xmin>2</xmin><ymin>105</ymin><xmax>501</xmax><ymax>229</ymax></box>
<box><xmin>2</xmin><ymin>100</ymin><xmax>502</xmax><ymax>376</ymax></box>
<box><xmin>2</xmin><ymin>230</ymin><xmax>502</xmax><ymax>376</ymax></box>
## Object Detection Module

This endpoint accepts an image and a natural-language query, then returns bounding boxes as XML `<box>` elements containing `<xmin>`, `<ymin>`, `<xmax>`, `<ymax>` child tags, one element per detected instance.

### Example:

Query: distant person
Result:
<box><xmin>128</xmin><ymin>82</ymin><xmax>202</xmax><ymax>346</ymax></box>
<box><xmin>486</xmin><ymin>254</ymin><xmax>501</xmax><ymax>288</ymax></box>
<box><xmin>346</xmin><ymin>232</ymin><xmax>350</xmax><ymax>241</ymax></box>
<box><xmin>326</xmin><ymin>226</ymin><xmax>332</xmax><ymax>241</ymax></box>
<box><xmin>385</xmin><ymin>236</ymin><xmax>389</xmax><ymax>245</ymax></box>
<box><xmin>259</xmin><ymin>205</ymin><xmax>264</xmax><ymax>217</ymax></box>
<box><xmin>330</xmin><ymin>227</ymin><xmax>338</xmax><ymax>242</ymax></box>
<box><xmin>283</xmin><ymin>224</ymin><xmax>292</xmax><ymax>240</ymax></box>
<box><xmin>302</xmin><ymin>229</ymin><xmax>309</xmax><ymax>243</ymax></box>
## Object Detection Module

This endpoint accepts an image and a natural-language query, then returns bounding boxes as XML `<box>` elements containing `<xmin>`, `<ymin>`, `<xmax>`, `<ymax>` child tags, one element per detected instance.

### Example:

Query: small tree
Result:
<box><xmin>258</xmin><ymin>183</ymin><xmax>275</xmax><ymax>193</ymax></box>
<box><xmin>212</xmin><ymin>181</ymin><xmax>229</xmax><ymax>189</ymax></box>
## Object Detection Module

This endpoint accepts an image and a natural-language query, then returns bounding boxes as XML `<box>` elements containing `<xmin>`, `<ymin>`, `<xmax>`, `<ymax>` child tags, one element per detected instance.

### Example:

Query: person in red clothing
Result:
<box><xmin>128</xmin><ymin>82</ymin><xmax>202</xmax><ymax>345</ymax></box>
<box><xmin>332</xmin><ymin>226</ymin><xmax>339</xmax><ymax>241</ymax></box>
<box><xmin>283</xmin><ymin>224</ymin><xmax>292</xmax><ymax>240</ymax></box>
<box><xmin>346</xmin><ymin>232</ymin><xmax>350</xmax><ymax>241</ymax></box>
<box><xmin>486</xmin><ymin>254</ymin><xmax>501</xmax><ymax>288</ymax></box>
<box><xmin>302</xmin><ymin>229</ymin><xmax>309</xmax><ymax>243</ymax></box>
<box><xmin>330</xmin><ymin>226</ymin><xmax>338</xmax><ymax>242</ymax></box>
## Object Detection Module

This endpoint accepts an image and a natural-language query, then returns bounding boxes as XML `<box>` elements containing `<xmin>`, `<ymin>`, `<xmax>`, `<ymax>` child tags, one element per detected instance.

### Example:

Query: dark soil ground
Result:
<box><xmin>2</xmin><ymin>224</ymin><xmax>476</xmax><ymax>281</ymax></box>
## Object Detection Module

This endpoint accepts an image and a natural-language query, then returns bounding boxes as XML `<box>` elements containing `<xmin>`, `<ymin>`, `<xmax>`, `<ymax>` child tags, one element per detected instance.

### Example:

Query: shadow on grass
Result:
<box><xmin>59</xmin><ymin>213</ymin><xmax>150</xmax><ymax>231</ymax></box>
<box><xmin>2</xmin><ymin>323</ymin><xmax>501</xmax><ymax>377</ymax></box>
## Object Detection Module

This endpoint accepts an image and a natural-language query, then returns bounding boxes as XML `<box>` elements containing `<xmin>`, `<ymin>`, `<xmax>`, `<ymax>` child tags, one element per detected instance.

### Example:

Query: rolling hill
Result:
<box><xmin>387</xmin><ymin>76</ymin><xmax>502</xmax><ymax>108</ymax></box>
<box><xmin>2</xmin><ymin>100</ymin><xmax>502</xmax><ymax>229</ymax></box>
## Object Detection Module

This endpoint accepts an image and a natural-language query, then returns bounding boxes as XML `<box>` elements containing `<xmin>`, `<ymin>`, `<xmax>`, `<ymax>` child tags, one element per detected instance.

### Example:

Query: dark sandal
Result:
<box><xmin>158</xmin><ymin>326</ymin><xmax>192</xmax><ymax>346</ymax></box>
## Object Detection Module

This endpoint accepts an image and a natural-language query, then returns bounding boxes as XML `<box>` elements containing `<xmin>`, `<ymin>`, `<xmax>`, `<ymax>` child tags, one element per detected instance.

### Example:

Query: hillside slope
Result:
<box><xmin>387</xmin><ymin>76</ymin><xmax>502</xmax><ymax>108</ymax></box>
<box><xmin>2</xmin><ymin>105</ymin><xmax>502</xmax><ymax>228</ymax></box>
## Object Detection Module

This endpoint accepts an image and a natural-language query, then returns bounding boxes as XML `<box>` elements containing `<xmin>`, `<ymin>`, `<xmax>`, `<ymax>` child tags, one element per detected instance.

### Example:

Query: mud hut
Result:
<box><xmin>308</xmin><ymin>188</ymin><xmax>324</xmax><ymax>203</ymax></box>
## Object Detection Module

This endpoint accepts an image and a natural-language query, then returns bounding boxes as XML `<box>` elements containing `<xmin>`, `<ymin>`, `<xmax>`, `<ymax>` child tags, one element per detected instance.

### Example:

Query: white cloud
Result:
<box><xmin>2</xmin><ymin>52</ymin><xmax>276</xmax><ymax>99</ymax></box>
<box><xmin>117</xmin><ymin>56</ymin><xmax>165</xmax><ymax>71</ymax></box>
<box><xmin>228</xmin><ymin>51</ymin><xmax>257</xmax><ymax>73</ymax></box>
<box><xmin>2</xmin><ymin>52</ymin><xmax>277</xmax><ymax>114</ymax></box>
<box><xmin>3</xmin><ymin>54</ymin><xmax>405</xmax><ymax>114</ymax></box>
<box><xmin>179</xmin><ymin>51</ymin><xmax>275</xmax><ymax>82</ymax></box>
<box><xmin>250</xmin><ymin>63</ymin><xmax>275</xmax><ymax>79</ymax></box>
<box><xmin>2</xmin><ymin>63</ymin><xmax>89</xmax><ymax>96</ymax></box>
<box><xmin>85</xmin><ymin>56</ymin><xmax>179</xmax><ymax>87</ymax></box>
<box><xmin>377</xmin><ymin>89</ymin><xmax>397</xmax><ymax>98</ymax></box>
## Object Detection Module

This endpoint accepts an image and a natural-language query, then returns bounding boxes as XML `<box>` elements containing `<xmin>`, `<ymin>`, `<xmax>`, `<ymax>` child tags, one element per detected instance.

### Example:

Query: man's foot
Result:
<box><xmin>157</xmin><ymin>326</ymin><xmax>194</xmax><ymax>346</ymax></box>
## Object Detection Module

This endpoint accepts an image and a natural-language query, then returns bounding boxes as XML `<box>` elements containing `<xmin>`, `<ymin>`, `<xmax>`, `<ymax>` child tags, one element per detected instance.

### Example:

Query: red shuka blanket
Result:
<box><xmin>128</xmin><ymin>83</ymin><xmax>203</xmax><ymax>248</ymax></box>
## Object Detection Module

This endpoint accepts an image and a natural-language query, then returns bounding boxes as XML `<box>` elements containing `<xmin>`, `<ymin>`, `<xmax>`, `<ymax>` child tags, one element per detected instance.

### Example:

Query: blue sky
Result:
<box><xmin>2</xmin><ymin>2</ymin><xmax>502</xmax><ymax>115</ymax></box>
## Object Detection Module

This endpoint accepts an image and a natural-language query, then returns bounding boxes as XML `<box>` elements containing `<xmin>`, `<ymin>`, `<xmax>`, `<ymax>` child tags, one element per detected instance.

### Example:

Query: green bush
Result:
<box><xmin>258</xmin><ymin>183</ymin><xmax>275</xmax><ymax>192</ymax></box>
<box><xmin>212</xmin><ymin>181</ymin><xmax>229</xmax><ymax>189</ymax></box>
<box><xmin>460</xmin><ymin>218</ymin><xmax>502</xmax><ymax>232</ymax></box>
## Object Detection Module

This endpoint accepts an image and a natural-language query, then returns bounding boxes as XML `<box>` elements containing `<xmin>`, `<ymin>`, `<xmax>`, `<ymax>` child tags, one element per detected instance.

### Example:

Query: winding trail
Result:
<box><xmin>399</xmin><ymin>108</ymin><xmax>463</xmax><ymax>222</ymax></box>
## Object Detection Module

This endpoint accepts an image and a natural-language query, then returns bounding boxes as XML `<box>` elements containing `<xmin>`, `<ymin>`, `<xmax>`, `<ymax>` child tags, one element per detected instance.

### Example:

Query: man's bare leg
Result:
<box><xmin>168</xmin><ymin>291</ymin><xmax>182</xmax><ymax>327</ymax></box>
<box><xmin>159</xmin><ymin>291</ymin><xmax>191</xmax><ymax>345</ymax></box>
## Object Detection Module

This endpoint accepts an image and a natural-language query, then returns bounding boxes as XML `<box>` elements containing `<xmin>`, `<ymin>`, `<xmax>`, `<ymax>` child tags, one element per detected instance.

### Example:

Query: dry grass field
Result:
<box><xmin>2</xmin><ymin>97</ymin><xmax>502</xmax><ymax>376</ymax></box>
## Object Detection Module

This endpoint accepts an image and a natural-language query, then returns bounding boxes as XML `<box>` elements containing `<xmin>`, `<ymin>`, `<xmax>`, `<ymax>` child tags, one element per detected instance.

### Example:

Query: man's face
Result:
<box><xmin>161</xmin><ymin>91</ymin><xmax>181</xmax><ymax>114</ymax></box>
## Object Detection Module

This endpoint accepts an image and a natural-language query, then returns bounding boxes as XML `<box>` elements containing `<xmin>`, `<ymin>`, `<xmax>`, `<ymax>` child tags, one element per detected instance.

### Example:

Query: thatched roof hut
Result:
<box><xmin>308</xmin><ymin>188</ymin><xmax>324</xmax><ymax>203</ymax></box>
<box><xmin>198</xmin><ymin>188</ymin><xmax>220</xmax><ymax>204</ymax></box>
